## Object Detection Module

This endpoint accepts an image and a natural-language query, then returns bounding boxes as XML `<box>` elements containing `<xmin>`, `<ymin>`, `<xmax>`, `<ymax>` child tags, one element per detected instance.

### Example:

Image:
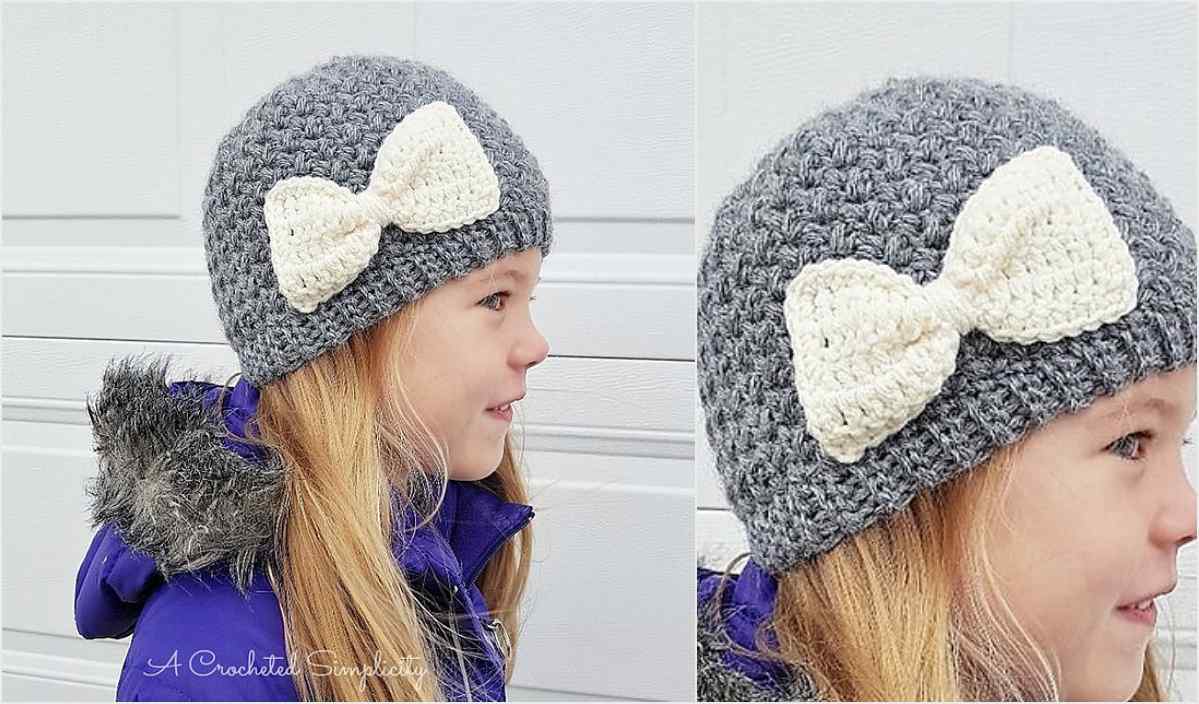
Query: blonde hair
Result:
<box><xmin>222</xmin><ymin>300</ymin><xmax>532</xmax><ymax>701</ymax></box>
<box><xmin>714</xmin><ymin>442</ymin><xmax>1175</xmax><ymax>700</ymax></box>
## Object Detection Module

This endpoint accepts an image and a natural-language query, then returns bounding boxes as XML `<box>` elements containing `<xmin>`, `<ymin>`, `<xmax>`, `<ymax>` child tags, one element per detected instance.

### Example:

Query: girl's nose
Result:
<box><xmin>516</xmin><ymin>322</ymin><xmax>550</xmax><ymax>370</ymax></box>
<box><xmin>1157</xmin><ymin>452</ymin><xmax>1197</xmax><ymax>549</ymax></box>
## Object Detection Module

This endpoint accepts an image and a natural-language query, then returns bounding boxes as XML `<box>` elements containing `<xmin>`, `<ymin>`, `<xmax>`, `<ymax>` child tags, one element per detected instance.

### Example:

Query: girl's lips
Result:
<box><xmin>486</xmin><ymin>404</ymin><xmax>513</xmax><ymax>423</ymax></box>
<box><xmin>1115</xmin><ymin>599</ymin><xmax>1157</xmax><ymax>628</ymax></box>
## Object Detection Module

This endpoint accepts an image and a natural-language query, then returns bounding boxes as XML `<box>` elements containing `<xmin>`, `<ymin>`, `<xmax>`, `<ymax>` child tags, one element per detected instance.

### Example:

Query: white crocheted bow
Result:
<box><xmin>264</xmin><ymin>101</ymin><xmax>501</xmax><ymax>313</ymax></box>
<box><xmin>783</xmin><ymin>146</ymin><xmax>1139</xmax><ymax>463</ymax></box>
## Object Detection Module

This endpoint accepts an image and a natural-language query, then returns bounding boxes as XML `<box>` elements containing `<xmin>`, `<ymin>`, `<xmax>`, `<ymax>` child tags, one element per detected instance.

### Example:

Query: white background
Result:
<box><xmin>1</xmin><ymin>2</ymin><xmax>694</xmax><ymax>701</ymax></box>
<box><xmin>695</xmin><ymin>3</ymin><xmax>1197</xmax><ymax>701</ymax></box>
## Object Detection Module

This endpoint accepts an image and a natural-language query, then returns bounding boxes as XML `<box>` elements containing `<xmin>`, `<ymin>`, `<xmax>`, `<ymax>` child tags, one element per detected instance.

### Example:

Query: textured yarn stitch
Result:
<box><xmin>202</xmin><ymin>55</ymin><xmax>552</xmax><ymax>386</ymax></box>
<box><xmin>697</xmin><ymin>76</ymin><xmax>1197</xmax><ymax>574</ymax></box>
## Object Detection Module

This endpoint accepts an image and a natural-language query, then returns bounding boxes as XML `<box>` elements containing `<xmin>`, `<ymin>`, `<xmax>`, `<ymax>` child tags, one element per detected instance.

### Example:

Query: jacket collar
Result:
<box><xmin>702</xmin><ymin>558</ymin><xmax>780</xmax><ymax>653</ymax></box>
<box><xmin>730</xmin><ymin>559</ymin><xmax>777</xmax><ymax>627</ymax></box>
<box><xmin>393</xmin><ymin>480</ymin><xmax>533</xmax><ymax>599</ymax></box>
<box><xmin>82</xmin><ymin>356</ymin><xmax>531</xmax><ymax>597</ymax></box>
<box><xmin>697</xmin><ymin>557</ymin><xmax>796</xmax><ymax>697</ymax></box>
<box><xmin>168</xmin><ymin>374</ymin><xmax>271</xmax><ymax>464</ymax></box>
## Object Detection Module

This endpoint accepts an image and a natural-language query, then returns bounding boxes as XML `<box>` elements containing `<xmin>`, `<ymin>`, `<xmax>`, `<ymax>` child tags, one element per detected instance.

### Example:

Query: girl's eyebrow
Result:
<box><xmin>475</xmin><ymin>266</ymin><xmax>540</xmax><ymax>286</ymax></box>
<box><xmin>496</xmin><ymin>266</ymin><xmax>539</xmax><ymax>284</ymax></box>
<box><xmin>1095</xmin><ymin>395</ymin><xmax>1191</xmax><ymax>425</ymax></box>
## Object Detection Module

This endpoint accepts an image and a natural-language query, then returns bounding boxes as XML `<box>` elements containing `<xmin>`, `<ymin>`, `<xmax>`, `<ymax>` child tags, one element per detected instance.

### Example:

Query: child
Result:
<box><xmin>696</xmin><ymin>77</ymin><xmax>1196</xmax><ymax>701</ymax></box>
<box><xmin>74</xmin><ymin>54</ymin><xmax>551</xmax><ymax>701</ymax></box>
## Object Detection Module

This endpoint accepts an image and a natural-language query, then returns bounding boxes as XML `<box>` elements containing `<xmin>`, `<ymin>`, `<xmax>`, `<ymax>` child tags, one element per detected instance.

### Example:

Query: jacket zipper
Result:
<box><xmin>481</xmin><ymin>616</ymin><xmax>511</xmax><ymax>662</ymax></box>
<box><xmin>449</xmin><ymin>584</ymin><xmax>473</xmax><ymax>702</ymax></box>
<box><xmin>446</xmin><ymin>586</ymin><xmax>511</xmax><ymax>698</ymax></box>
<box><xmin>438</xmin><ymin>504</ymin><xmax>534</xmax><ymax>700</ymax></box>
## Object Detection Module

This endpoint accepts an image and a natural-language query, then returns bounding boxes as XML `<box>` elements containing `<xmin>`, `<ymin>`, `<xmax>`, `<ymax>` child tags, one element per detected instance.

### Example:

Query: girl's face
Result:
<box><xmin>987</xmin><ymin>364</ymin><xmax>1196</xmax><ymax>700</ymax></box>
<box><xmin>396</xmin><ymin>248</ymin><xmax>548</xmax><ymax>481</ymax></box>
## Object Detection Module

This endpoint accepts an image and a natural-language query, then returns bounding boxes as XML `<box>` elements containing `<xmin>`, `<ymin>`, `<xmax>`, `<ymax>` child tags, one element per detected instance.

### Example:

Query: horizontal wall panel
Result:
<box><xmin>1</xmin><ymin>649</ymin><xmax>121</xmax><ymax>691</ymax></box>
<box><xmin>516</xmin><ymin>479</ymin><xmax>693</xmax><ymax>700</ymax></box>
<box><xmin>413</xmin><ymin>1</ymin><xmax>694</xmax><ymax>220</ymax></box>
<box><xmin>523</xmin><ymin>449</ymin><xmax>693</xmax><ymax>492</ymax></box>
<box><xmin>4</xmin><ymin>2</ymin><xmax>692</xmax><ymax>225</ymax></box>
<box><xmin>0</xmin><ymin>629</ymin><xmax>129</xmax><ymax>665</ymax></box>
<box><xmin>2</xmin><ymin>247</ymin><xmax>695</xmax><ymax>362</ymax></box>
<box><xmin>1008</xmin><ymin>2</ymin><xmax>1197</xmax><ymax>228</ymax></box>
<box><xmin>2</xmin><ymin>672</ymin><xmax>119</xmax><ymax>703</ymax></box>
<box><xmin>2</xmin><ymin>4</ymin><xmax>180</xmax><ymax>217</ymax></box>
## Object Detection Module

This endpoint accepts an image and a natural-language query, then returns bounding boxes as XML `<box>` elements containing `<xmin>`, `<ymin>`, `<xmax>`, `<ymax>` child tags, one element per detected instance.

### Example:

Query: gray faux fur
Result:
<box><xmin>84</xmin><ymin>354</ymin><xmax>286</xmax><ymax>594</ymax></box>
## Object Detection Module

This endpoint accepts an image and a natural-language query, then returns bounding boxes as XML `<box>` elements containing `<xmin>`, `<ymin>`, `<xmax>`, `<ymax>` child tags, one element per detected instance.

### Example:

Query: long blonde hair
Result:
<box><xmin>715</xmin><ymin>443</ymin><xmax>1174</xmax><ymax>700</ymax></box>
<box><xmin>225</xmin><ymin>300</ymin><xmax>533</xmax><ymax>701</ymax></box>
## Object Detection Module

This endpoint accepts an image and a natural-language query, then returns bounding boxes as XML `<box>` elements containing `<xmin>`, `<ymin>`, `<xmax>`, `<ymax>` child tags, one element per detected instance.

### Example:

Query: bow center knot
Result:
<box><xmin>358</xmin><ymin>189</ymin><xmax>392</xmax><ymax>226</ymax></box>
<box><xmin>925</xmin><ymin>277</ymin><xmax>974</xmax><ymax>336</ymax></box>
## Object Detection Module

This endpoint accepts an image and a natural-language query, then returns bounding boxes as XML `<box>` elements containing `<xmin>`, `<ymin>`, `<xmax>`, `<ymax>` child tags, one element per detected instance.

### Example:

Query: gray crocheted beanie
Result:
<box><xmin>698</xmin><ymin>76</ymin><xmax>1197</xmax><ymax>574</ymax></box>
<box><xmin>202</xmin><ymin>54</ymin><xmax>552</xmax><ymax>387</ymax></box>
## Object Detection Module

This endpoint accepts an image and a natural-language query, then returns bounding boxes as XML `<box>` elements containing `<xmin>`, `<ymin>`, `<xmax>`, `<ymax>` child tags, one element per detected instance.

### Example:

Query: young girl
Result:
<box><xmin>73</xmin><ymin>54</ymin><xmax>551</xmax><ymax>701</ymax></box>
<box><xmin>696</xmin><ymin>77</ymin><xmax>1196</xmax><ymax>701</ymax></box>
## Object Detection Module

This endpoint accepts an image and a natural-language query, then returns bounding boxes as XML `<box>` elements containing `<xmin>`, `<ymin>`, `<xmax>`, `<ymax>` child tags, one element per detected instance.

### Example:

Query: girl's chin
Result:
<box><xmin>1064</xmin><ymin>643</ymin><xmax>1149</xmax><ymax>702</ymax></box>
<box><xmin>448</xmin><ymin>454</ymin><xmax>502</xmax><ymax>482</ymax></box>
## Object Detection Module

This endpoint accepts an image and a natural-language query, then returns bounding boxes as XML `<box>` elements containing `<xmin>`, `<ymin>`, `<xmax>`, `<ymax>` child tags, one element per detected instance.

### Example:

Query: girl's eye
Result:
<box><xmin>479</xmin><ymin>292</ymin><xmax>509</xmax><ymax>311</ymax></box>
<box><xmin>1107</xmin><ymin>431</ymin><xmax>1150</xmax><ymax>461</ymax></box>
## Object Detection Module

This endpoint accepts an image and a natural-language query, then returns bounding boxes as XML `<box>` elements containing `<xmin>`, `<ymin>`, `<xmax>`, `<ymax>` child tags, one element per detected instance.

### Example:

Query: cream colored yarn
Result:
<box><xmin>783</xmin><ymin>146</ymin><xmax>1139</xmax><ymax>464</ymax></box>
<box><xmin>264</xmin><ymin>101</ymin><xmax>501</xmax><ymax>313</ymax></box>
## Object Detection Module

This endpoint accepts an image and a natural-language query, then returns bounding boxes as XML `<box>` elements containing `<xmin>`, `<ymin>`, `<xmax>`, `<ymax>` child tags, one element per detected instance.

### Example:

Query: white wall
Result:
<box><xmin>1</xmin><ymin>2</ymin><xmax>694</xmax><ymax>701</ymax></box>
<box><xmin>695</xmin><ymin>3</ymin><xmax>1197</xmax><ymax>701</ymax></box>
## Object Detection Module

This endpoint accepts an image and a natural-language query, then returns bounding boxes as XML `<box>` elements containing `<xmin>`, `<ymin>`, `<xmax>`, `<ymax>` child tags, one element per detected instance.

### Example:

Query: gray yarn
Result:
<box><xmin>697</xmin><ymin>76</ymin><xmax>1197</xmax><ymax>575</ymax></box>
<box><xmin>202</xmin><ymin>55</ymin><xmax>553</xmax><ymax>387</ymax></box>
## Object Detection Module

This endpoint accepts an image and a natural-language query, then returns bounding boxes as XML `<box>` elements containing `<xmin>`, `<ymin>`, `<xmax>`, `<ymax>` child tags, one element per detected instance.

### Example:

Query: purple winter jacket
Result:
<box><xmin>73</xmin><ymin>356</ymin><xmax>533</xmax><ymax>701</ymax></box>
